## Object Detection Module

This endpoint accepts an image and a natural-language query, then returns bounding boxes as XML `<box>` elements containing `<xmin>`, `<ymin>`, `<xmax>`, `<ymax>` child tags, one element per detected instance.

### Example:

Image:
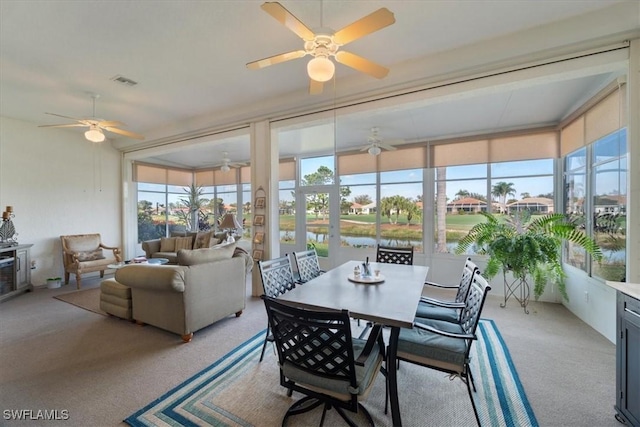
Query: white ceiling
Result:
<box><xmin>1</xmin><ymin>1</ymin><xmax>637</xmax><ymax>168</ymax></box>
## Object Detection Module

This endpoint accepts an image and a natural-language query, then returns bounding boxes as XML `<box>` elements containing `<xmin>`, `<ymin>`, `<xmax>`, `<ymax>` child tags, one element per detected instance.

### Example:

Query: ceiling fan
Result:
<box><xmin>246</xmin><ymin>2</ymin><xmax>395</xmax><ymax>95</ymax></box>
<box><xmin>214</xmin><ymin>152</ymin><xmax>247</xmax><ymax>172</ymax></box>
<box><xmin>38</xmin><ymin>94</ymin><xmax>145</xmax><ymax>142</ymax></box>
<box><xmin>360</xmin><ymin>127</ymin><xmax>404</xmax><ymax>155</ymax></box>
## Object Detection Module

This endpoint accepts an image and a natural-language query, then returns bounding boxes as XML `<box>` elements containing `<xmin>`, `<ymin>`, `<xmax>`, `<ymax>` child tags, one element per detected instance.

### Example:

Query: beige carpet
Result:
<box><xmin>53</xmin><ymin>287</ymin><xmax>106</xmax><ymax>316</ymax></box>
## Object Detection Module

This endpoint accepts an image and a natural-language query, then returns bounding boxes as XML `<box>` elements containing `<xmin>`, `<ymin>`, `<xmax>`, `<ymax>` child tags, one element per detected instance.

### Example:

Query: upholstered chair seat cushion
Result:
<box><xmin>397</xmin><ymin>317</ymin><xmax>467</xmax><ymax>372</ymax></box>
<box><xmin>281</xmin><ymin>337</ymin><xmax>383</xmax><ymax>399</ymax></box>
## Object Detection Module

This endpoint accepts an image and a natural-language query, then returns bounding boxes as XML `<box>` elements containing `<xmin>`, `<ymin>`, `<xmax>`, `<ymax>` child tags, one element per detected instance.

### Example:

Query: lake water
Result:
<box><xmin>280</xmin><ymin>230</ymin><xmax>422</xmax><ymax>249</ymax></box>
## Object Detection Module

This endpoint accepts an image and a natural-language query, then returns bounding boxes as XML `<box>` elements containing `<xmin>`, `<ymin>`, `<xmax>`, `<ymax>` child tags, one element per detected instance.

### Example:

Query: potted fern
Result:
<box><xmin>455</xmin><ymin>211</ymin><xmax>602</xmax><ymax>308</ymax></box>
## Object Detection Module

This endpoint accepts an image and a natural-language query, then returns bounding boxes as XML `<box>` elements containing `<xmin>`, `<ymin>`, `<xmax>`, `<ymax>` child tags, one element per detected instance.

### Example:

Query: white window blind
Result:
<box><xmin>134</xmin><ymin>163</ymin><xmax>192</xmax><ymax>186</ymax></box>
<box><xmin>561</xmin><ymin>82</ymin><xmax>626</xmax><ymax>156</ymax></box>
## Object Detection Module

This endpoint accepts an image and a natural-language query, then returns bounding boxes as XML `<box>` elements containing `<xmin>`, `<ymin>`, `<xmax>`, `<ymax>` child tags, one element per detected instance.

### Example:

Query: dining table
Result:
<box><xmin>277</xmin><ymin>259</ymin><xmax>429</xmax><ymax>427</ymax></box>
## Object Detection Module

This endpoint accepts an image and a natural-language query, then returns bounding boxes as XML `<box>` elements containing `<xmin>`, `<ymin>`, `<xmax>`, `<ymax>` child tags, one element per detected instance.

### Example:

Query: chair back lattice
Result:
<box><xmin>459</xmin><ymin>271</ymin><xmax>491</xmax><ymax>339</ymax></box>
<box><xmin>454</xmin><ymin>258</ymin><xmax>480</xmax><ymax>303</ymax></box>
<box><xmin>262</xmin><ymin>296</ymin><xmax>358</xmax><ymax>387</ymax></box>
<box><xmin>376</xmin><ymin>245</ymin><xmax>414</xmax><ymax>265</ymax></box>
<box><xmin>258</xmin><ymin>256</ymin><xmax>297</xmax><ymax>298</ymax></box>
<box><xmin>293</xmin><ymin>249</ymin><xmax>322</xmax><ymax>283</ymax></box>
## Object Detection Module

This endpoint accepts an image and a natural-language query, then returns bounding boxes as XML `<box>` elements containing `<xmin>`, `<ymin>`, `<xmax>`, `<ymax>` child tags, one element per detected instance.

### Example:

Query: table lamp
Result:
<box><xmin>219</xmin><ymin>214</ymin><xmax>242</xmax><ymax>243</ymax></box>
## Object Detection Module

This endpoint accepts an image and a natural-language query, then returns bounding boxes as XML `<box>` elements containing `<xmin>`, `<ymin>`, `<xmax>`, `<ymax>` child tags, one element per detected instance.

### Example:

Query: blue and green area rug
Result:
<box><xmin>126</xmin><ymin>319</ymin><xmax>538</xmax><ymax>427</ymax></box>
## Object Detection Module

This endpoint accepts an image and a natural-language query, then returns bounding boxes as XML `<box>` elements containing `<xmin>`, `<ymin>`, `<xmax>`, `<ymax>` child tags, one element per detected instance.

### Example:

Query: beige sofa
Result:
<box><xmin>114</xmin><ymin>244</ymin><xmax>246</xmax><ymax>342</ymax></box>
<box><xmin>141</xmin><ymin>231</ymin><xmax>228</xmax><ymax>264</ymax></box>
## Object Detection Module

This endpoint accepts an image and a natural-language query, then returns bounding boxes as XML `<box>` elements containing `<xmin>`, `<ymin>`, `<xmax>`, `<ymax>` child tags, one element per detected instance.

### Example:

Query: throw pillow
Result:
<box><xmin>177</xmin><ymin>242</ymin><xmax>237</xmax><ymax>266</ymax></box>
<box><xmin>174</xmin><ymin>236</ymin><xmax>192</xmax><ymax>251</ymax></box>
<box><xmin>160</xmin><ymin>237</ymin><xmax>176</xmax><ymax>252</ymax></box>
<box><xmin>76</xmin><ymin>249</ymin><xmax>105</xmax><ymax>261</ymax></box>
<box><xmin>193</xmin><ymin>231</ymin><xmax>214</xmax><ymax>249</ymax></box>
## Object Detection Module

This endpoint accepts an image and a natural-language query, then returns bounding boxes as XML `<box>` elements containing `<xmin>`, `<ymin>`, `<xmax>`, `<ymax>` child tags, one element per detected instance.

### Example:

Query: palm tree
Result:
<box><xmin>354</xmin><ymin>194</ymin><xmax>373</xmax><ymax>205</ymax></box>
<box><xmin>381</xmin><ymin>195</ymin><xmax>410</xmax><ymax>224</ymax></box>
<box><xmin>455</xmin><ymin>189</ymin><xmax>470</xmax><ymax>199</ymax></box>
<box><xmin>492</xmin><ymin>181</ymin><xmax>516</xmax><ymax>213</ymax></box>
<box><xmin>176</xmin><ymin>184</ymin><xmax>208</xmax><ymax>231</ymax></box>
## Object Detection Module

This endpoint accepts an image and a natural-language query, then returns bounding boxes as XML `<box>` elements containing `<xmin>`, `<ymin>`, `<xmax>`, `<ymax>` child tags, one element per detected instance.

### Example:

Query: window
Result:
<box><xmin>561</xmin><ymin>82</ymin><xmax>627</xmax><ymax>281</ymax></box>
<box><xmin>564</xmin><ymin>148</ymin><xmax>587</xmax><ymax>269</ymax></box>
<box><xmin>434</xmin><ymin>164</ymin><xmax>487</xmax><ymax>254</ymax></box>
<box><xmin>434</xmin><ymin>159</ymin><xmax>554</xmax><ymax>254</ymax></box>
<box><xmin>339</xmin><ymin>173</ymin><xmax>377</xmax><ymax>249</ymax></box>
<box><xmin>135</xmin><ymin>163</ymin><xmax>251</xmax><ymax>242</ymax></box>
<box><xmin>279</xmin><ymin>160</ymin><xmax>296</xmax><ymax>245</ymax></box>
<box><xmin>300</xmin><ymin>156</ymin><xmax>334</xmax><ymax>186</ymax></box>
<box><xmin>592</xmin><ymin>129</ymin><xmax>627</xmax><ymax>281</ymax></box>
<box><xmin>279</xmin><ymin>179</ymin><xmax>295</xmax><ymax>244</ymax></box>
<box><xmin>380</xmin><ymin>169</ymin><xmax>423</xmax><ymax>252</ymax></box>
<box><xmin>137</xmin><ymin>183</ymin><xmax>169</xmax><ymax>242</ymax></box>
<box><xmin>431</xmin><ymin>131</ymin><xmax>558</xmax><ymax>254</ymax></box>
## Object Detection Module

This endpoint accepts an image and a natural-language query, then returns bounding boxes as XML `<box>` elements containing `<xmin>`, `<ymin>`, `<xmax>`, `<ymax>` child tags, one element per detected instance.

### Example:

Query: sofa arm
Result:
<box><xmin>115</xmin><ymin>265</ymin><xmax>186</xmax><ymax>292</ymax></box>
<box><xmin>141</xmin><ymin>239</ymin><xmax>161</xmax><ymax>259</ymax></box>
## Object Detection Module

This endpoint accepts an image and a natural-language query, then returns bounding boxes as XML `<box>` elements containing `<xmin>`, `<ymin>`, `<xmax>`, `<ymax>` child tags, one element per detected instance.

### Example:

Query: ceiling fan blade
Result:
<box><xmin>385</xmin><ymin>138</ymin><xmax>405</xmax><ymax>146</ymax></box>
<box><xmin>247</xmin><ymin>50</ymin><xmax>306</xmax><ymax>69</ymax></box>
<box><xmin>309</xmin><ymin>78</ymin><xmax>324</xmax><ymax>95</ymax></box>
<box><xmin>38</xmin><ymin>123</ymin><xmax>86</xmax><ymax>128</ymax></box>
<box><xmin>104</xmin><ymin>127</ymin><xmax>145</xmax><ymax>140</ymax></box>
<box><xmin>335</xmin><ymin>51</ymin><xmax>389</xmax><ymax>79</ymax></box>
<box><xmin>261</xmin><ymin>2</ymin><xmax>315</xmax><ymax>41</ymax></box>
<box><xmin>333</xmin><ymin>8</ymin><xmax>395</xmax><ymax>46</ymax></box>
<box><xmin>44</xmin><ymin>112</ymin><xmax>84</xmax><ymax>121</ymax></box>
<box><xmin>379</xmin><ymin>143</ymin><xmax>397</xmax><ymax>151</ymax></box>
<box><xmin>98</xmin><ymin>120</ymin><xmax>125</xmax><ymax>128</ymax></box>
<box><xmin>360</xmin><ymin>145</ymin><xmax>370</xmax><ymax>152</ymax></box>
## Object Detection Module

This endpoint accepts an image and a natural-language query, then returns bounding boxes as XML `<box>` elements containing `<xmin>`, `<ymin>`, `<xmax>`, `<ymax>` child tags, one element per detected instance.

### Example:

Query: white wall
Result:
<box><xmin>0</xmin><ymin>116</ymin><xmax>121</xmax><ymax>287</ymax></box>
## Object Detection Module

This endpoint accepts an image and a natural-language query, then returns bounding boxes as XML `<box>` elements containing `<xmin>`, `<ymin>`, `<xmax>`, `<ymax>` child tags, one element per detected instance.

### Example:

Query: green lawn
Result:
<box><xmin>277</xmin><ymin>213</ymin><xmax>489</xmax><ymax>244</ymax></box>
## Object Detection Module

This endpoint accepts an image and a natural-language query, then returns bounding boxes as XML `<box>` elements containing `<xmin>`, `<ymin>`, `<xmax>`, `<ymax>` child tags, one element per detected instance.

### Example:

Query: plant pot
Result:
<box><xmin>47</xmin><ymin>278</ymin><xmax>62</xmax><ymax>289</ymax></box>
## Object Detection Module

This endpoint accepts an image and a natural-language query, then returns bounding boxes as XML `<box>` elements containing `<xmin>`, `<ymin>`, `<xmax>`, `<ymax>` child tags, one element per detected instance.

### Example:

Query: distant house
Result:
<box><xmin>349</xmin><ymin>202</ymin><xmax>363</xmax><ymax>215</ymax></box>
<box><xmin>447</xmin><ymin>197</ymin><xmax>487</xmax><ymax>213</ymax></box>
<box><xmin>594</xmin><ymin>194</ymin><xmax>626</xmax><ymax>214</ymax></box>
<box><xmin>507</xmin><ymin>197</ymin><xmax>554</xmax><ymax>214</ymax></box>
<box><xmin>350</xmin><ymin>202</ymin><xmax>376</xmax><ymax>215</ymax></box>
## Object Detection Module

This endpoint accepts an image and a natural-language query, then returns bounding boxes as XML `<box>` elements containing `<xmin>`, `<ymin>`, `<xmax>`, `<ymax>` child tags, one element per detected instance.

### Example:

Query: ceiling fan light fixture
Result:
<box><xmin>307</xmin><ymin>56</ymin><xmax>335</xmax><ymax>82</ymax></box>
<box><xmin>85</xmin><ymin>126</ymin><xmax>105</xmax><ymax>142</ymax></box>
<box><xmin>368</xmin><ymin>145</ymin><xmax>382</xmax><ymax>156</ymax></box>
<box><xmin>220</xmin><ymin>164</ymin><xmax>231</xmax><ymax>173</ymax></box>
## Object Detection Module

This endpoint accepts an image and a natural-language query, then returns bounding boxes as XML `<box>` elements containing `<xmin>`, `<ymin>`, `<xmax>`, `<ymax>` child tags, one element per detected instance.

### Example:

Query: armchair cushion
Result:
<box><xmin>174</xmin><ymin>236</ymin><xmax>193</xmax><ymax>251</ymax></box>
<box><xmin>160</xmin><ymin>237</ymin><xmax>176</xmax><ymax>252</ymax></box>
<box><xmin>64</xmin><ymin>234</ymin><xmax>103</xmax><ymax>252</ymax></box>
<box><xmin>76</xmin><ymin>249</ymin><xmax>105</xmax><ymax>262</ymax></box>
<box><xmin>193</xmin><ymin>231</ymin><xmax>214</xmax><ymax>249</ymax></box>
